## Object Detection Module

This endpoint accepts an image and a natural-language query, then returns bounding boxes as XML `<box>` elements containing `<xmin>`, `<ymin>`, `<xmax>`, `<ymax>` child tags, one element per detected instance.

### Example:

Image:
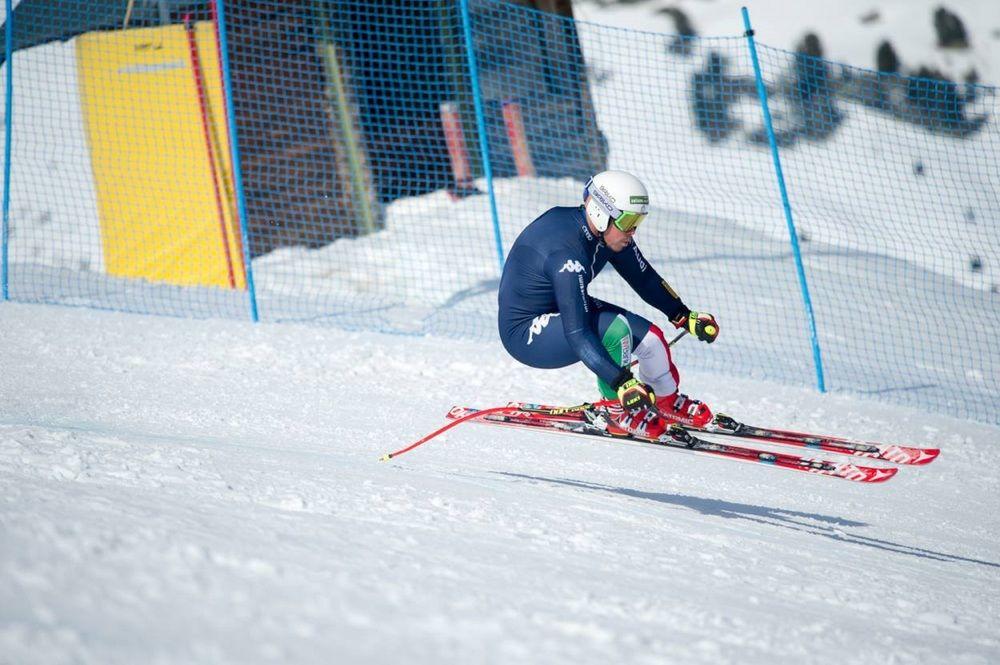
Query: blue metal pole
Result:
<box><xmin>741</xmin><ymin>6</ymin><xmax>825</xmax><ymax>392</ymax></box>
<box><xmin>2</xmin><ymin>0</ymin><xmax>12</xmax><ymax>301</ymax></box>
<box><xmin>459</xmin><ymin>0</ymin><xmax>505</xmax><ymax>272</ymax></box>
<box><xmin>215</xmin><ymin>0</ymin><xmax>259</xmax><ymax>322</ymax></box>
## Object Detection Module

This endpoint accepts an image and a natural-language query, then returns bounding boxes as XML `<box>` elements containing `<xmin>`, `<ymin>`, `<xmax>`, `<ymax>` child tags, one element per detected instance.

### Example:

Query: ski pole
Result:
<box><xmin>379</xmin><ymin>405</ymin><xmax>521</xmax><ymax>461</ymax></box>
<box><xmin>381</xmin><ymin>331</ymin><xmax>688</xmax><ymax>462</ymax></box>
<box><xmin>628</xmin><ymin>329</ymin><xmax>686</xmax><ymax>370</ymax></box>
<box><xmin>380</xmin><ymin>399</ymin><xmax>618</xmax><ymax>462</ymax></box>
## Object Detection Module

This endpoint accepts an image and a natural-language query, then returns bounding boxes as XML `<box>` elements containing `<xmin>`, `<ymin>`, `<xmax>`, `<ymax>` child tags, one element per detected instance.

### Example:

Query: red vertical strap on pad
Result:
<box><xmin>648</xmin><ymin>324</ymin><xmax>681</xmax><ymax>390</ymax></box>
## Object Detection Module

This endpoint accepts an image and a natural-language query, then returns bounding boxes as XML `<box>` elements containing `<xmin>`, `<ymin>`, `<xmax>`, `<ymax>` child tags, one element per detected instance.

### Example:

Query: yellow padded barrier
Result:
<box><xmin>77</xmin><ymin>21</ymin><xmax>245</xmax><ymax>289</ymax></box>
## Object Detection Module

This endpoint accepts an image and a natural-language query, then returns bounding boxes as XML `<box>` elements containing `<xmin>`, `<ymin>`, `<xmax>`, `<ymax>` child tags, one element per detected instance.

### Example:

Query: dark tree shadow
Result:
<box><xmin>496</xmin><ymin>472</ymin><xmax>1000</xmax><ymax>569</ymax></box>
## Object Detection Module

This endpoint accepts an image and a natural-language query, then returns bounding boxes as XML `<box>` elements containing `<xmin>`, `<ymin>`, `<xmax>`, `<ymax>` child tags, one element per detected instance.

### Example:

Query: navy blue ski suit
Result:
<box><xmin>497</xmin><ymin>206</ymin><xmax>689</xmax><ymax>388</ymax></box>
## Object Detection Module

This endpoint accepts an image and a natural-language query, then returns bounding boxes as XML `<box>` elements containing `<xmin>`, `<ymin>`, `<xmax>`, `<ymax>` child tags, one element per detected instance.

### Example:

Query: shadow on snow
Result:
<box><xmin>496</xmin><ymin>472</ymin><xmax>1000</xmax><ymax>570</ymax></box>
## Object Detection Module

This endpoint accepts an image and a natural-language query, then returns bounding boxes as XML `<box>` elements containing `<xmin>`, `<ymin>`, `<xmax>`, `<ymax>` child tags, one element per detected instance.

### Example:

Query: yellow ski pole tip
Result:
<box><xmin>379</xmin><ymin>454</ymin><xmax>392</xmax><ymax>462</ymax></box>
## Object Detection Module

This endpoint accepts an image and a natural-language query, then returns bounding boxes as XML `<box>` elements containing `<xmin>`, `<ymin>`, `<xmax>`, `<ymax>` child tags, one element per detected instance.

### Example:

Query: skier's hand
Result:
<box><xmin>615</xmin><ymin>375</ymin><xmax>656</xmax><ymax>412</ymax></box>
<box><xmin>684</xmin><ymin>311</ymin><xmax>719</xmax><ymax>343</ymax></box>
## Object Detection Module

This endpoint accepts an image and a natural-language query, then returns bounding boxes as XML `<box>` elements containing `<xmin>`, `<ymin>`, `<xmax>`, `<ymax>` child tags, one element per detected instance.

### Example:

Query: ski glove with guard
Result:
<box><xmin>677</xmin><ymin>310</ymin><xmax>719</xmax><ymax>343</ymax></box>
<box><xmin>612</xmin><ymin>369</ymin><xmax>655</xmax><ymax>412</ymax></box>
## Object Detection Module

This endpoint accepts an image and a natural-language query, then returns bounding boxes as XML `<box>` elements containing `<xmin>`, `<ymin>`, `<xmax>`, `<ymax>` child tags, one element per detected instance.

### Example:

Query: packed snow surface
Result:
<box><xmin>2</xmin><ymin>302</ymin><xmax>998</xmax><ymax>663</ymax></box>
<box><xmin>2</xmin><ymin>3</ymin><xmax>999</xmax><ymax>659</ymax></box>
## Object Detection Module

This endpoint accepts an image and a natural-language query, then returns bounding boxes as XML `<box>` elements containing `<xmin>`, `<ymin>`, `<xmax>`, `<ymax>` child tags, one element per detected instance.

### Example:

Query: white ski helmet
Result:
<box><xmin>582</xmin><ymin>170</ymin><xmax>649</xmax><ymax>233</ymax></box>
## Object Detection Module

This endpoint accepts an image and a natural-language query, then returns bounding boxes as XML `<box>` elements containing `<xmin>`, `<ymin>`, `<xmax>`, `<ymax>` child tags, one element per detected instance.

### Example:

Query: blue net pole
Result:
<box><xmin>215</xmin><ymin>0</ymin><xmax>257</xmax><ymax>322</ymax></box>
<box><xmin>1</xmin><ymin>0</ymin><xmax>11</xmax><ymax>302</ymax></box>
<box><xmin>741</xmin><ymin>6</ymin><xmax>826</xmax><ymax>392</ymax></box>
<box><xmin>460</xmin><ymin>0</ymin><xmax>504</xmax><ymax>273</ymax></box>
<box><xmin>2</xmin><ymin>0</ymin><xmax>996</xmax><ymax>422</ymax></box>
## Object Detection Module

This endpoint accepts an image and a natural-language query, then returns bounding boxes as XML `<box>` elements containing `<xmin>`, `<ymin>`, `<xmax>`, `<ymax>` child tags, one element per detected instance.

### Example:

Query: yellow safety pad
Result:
<box><xmin>77</xmin><ymin>22</ymin><xmax>245</xmax><ymax>289</ymax></box>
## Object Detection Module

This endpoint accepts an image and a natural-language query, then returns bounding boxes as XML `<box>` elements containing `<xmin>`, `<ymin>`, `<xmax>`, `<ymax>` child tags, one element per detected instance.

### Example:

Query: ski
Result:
<box><xmin>447</xmin><ymin>406</ymin><xmax>898</xmax><ymax>484</ymax></box>
<box><xmin>704</xmin><ymin>414</ymin><xmax>940</xmax><ymax>466</ymax></box>
<box><xmin>502</xmin><ymin>401</ymin><xmax>939</xmax><ymax>466</ymax></box>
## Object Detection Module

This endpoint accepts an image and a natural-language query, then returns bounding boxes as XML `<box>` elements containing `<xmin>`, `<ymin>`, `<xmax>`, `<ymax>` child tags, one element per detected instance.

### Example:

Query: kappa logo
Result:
<box><xmin>559</xmin><ymin>260</ymin><xmax>585</xmax><ymax>273</ymax></box>
<box><xmin>527</xmin><ymin>313</ymin><xmax>559</xmax><ymax>345</ymax></box>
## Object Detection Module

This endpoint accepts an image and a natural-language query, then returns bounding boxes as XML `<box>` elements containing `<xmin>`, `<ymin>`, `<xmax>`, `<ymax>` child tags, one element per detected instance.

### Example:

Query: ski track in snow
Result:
<box><xmin>1</xmin><ymin>303</ymin><xmax>998</xmax><ymax>664</ymax></box>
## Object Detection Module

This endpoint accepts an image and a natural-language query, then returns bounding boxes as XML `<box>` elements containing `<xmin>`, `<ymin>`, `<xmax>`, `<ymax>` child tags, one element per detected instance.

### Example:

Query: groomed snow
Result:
<box><xmin>2</xmin><ymin>302</ymin><xmax>998</xmax><ymax>664</ymax></box>
<box><xmin>2</xmin><ymin>4</ymin><xmax>998</xmax><ymax>660</ymax></box>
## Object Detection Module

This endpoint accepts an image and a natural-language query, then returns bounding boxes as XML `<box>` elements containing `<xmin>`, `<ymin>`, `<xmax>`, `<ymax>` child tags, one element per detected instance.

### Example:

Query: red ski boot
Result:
<box><xmin>606</xmin><ymin>404</ymin><xmax>669</xmax><ymax>439</ymax></box>
<box><xmin>655</xmin><ymin>392</ymin><xmax>713</xmax><ymax>428</ymax></box>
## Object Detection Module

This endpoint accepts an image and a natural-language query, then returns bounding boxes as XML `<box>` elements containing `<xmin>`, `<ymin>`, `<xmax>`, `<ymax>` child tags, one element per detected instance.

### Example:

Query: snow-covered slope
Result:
<box><xmin>2</xmin><ymin>4</ymin><xmax>998</xmax><ymax>662</ymax></box>
<box><xmin>2</xmin><ymin>302</ymin><xmax>999</xmax><ymax>663</ymax></box>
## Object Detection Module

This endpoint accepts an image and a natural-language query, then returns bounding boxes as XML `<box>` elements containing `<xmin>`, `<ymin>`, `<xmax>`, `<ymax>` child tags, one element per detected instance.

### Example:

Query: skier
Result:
<box><xmin>497</xmin><ymin>170</ymin><xmax>719</xmax><ymax>439</ymax></box>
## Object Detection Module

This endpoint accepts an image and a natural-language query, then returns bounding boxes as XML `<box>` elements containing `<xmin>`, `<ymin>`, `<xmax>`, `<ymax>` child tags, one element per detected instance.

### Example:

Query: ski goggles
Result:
<box><xmin>610</xmin><ymin>209</ymin><xmax>647</xmax><ymax>232</ymax></box>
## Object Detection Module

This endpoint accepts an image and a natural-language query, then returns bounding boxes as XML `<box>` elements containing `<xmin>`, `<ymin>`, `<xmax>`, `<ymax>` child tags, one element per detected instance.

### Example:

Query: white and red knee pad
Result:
<box><xmin>634</xmin><ymin>324</ymin><xmax>680</xmax><ymax>398</ymax></box>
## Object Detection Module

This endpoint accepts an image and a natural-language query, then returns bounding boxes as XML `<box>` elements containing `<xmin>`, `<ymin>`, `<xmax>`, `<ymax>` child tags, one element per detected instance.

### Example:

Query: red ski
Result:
<box><xmin>706</xmin><ymin>414</ymin><xmax>940</xmax><ymax>466</ymax></box>
<box><xmin>502</xmin><ymin>401</ymin><xmax>940</xmax><ymax>466</ymax></box>
<box><xmin>447</xmin><ymin>406</ymin><xmax>898</xmax><ymax>484</ymax></box>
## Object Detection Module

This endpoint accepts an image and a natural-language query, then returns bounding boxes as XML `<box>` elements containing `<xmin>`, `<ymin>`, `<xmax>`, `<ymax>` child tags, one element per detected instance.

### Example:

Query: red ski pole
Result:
<box><xmin>379</xmin><ymin>405</ymin><xmax>521</xmax><ymax>461</ymax></box>
<box><xmin>381</xmin><ymin>331</ymin><xmax>687</xmax><ymax>461</ymax></box>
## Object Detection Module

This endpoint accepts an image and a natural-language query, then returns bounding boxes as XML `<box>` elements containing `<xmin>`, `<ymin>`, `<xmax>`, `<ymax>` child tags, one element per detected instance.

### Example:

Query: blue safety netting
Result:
<box><xmin>1</xmin><ymin>0</ymin><xmax>997</xmax><ymax>422</ymax></box>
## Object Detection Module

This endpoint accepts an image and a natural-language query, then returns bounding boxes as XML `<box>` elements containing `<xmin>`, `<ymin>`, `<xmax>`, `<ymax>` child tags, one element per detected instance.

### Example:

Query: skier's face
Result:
<box><xmin>603</xmin><ymin>223</ymin><xmax>635</xmax><ymax>252</ymax></box>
